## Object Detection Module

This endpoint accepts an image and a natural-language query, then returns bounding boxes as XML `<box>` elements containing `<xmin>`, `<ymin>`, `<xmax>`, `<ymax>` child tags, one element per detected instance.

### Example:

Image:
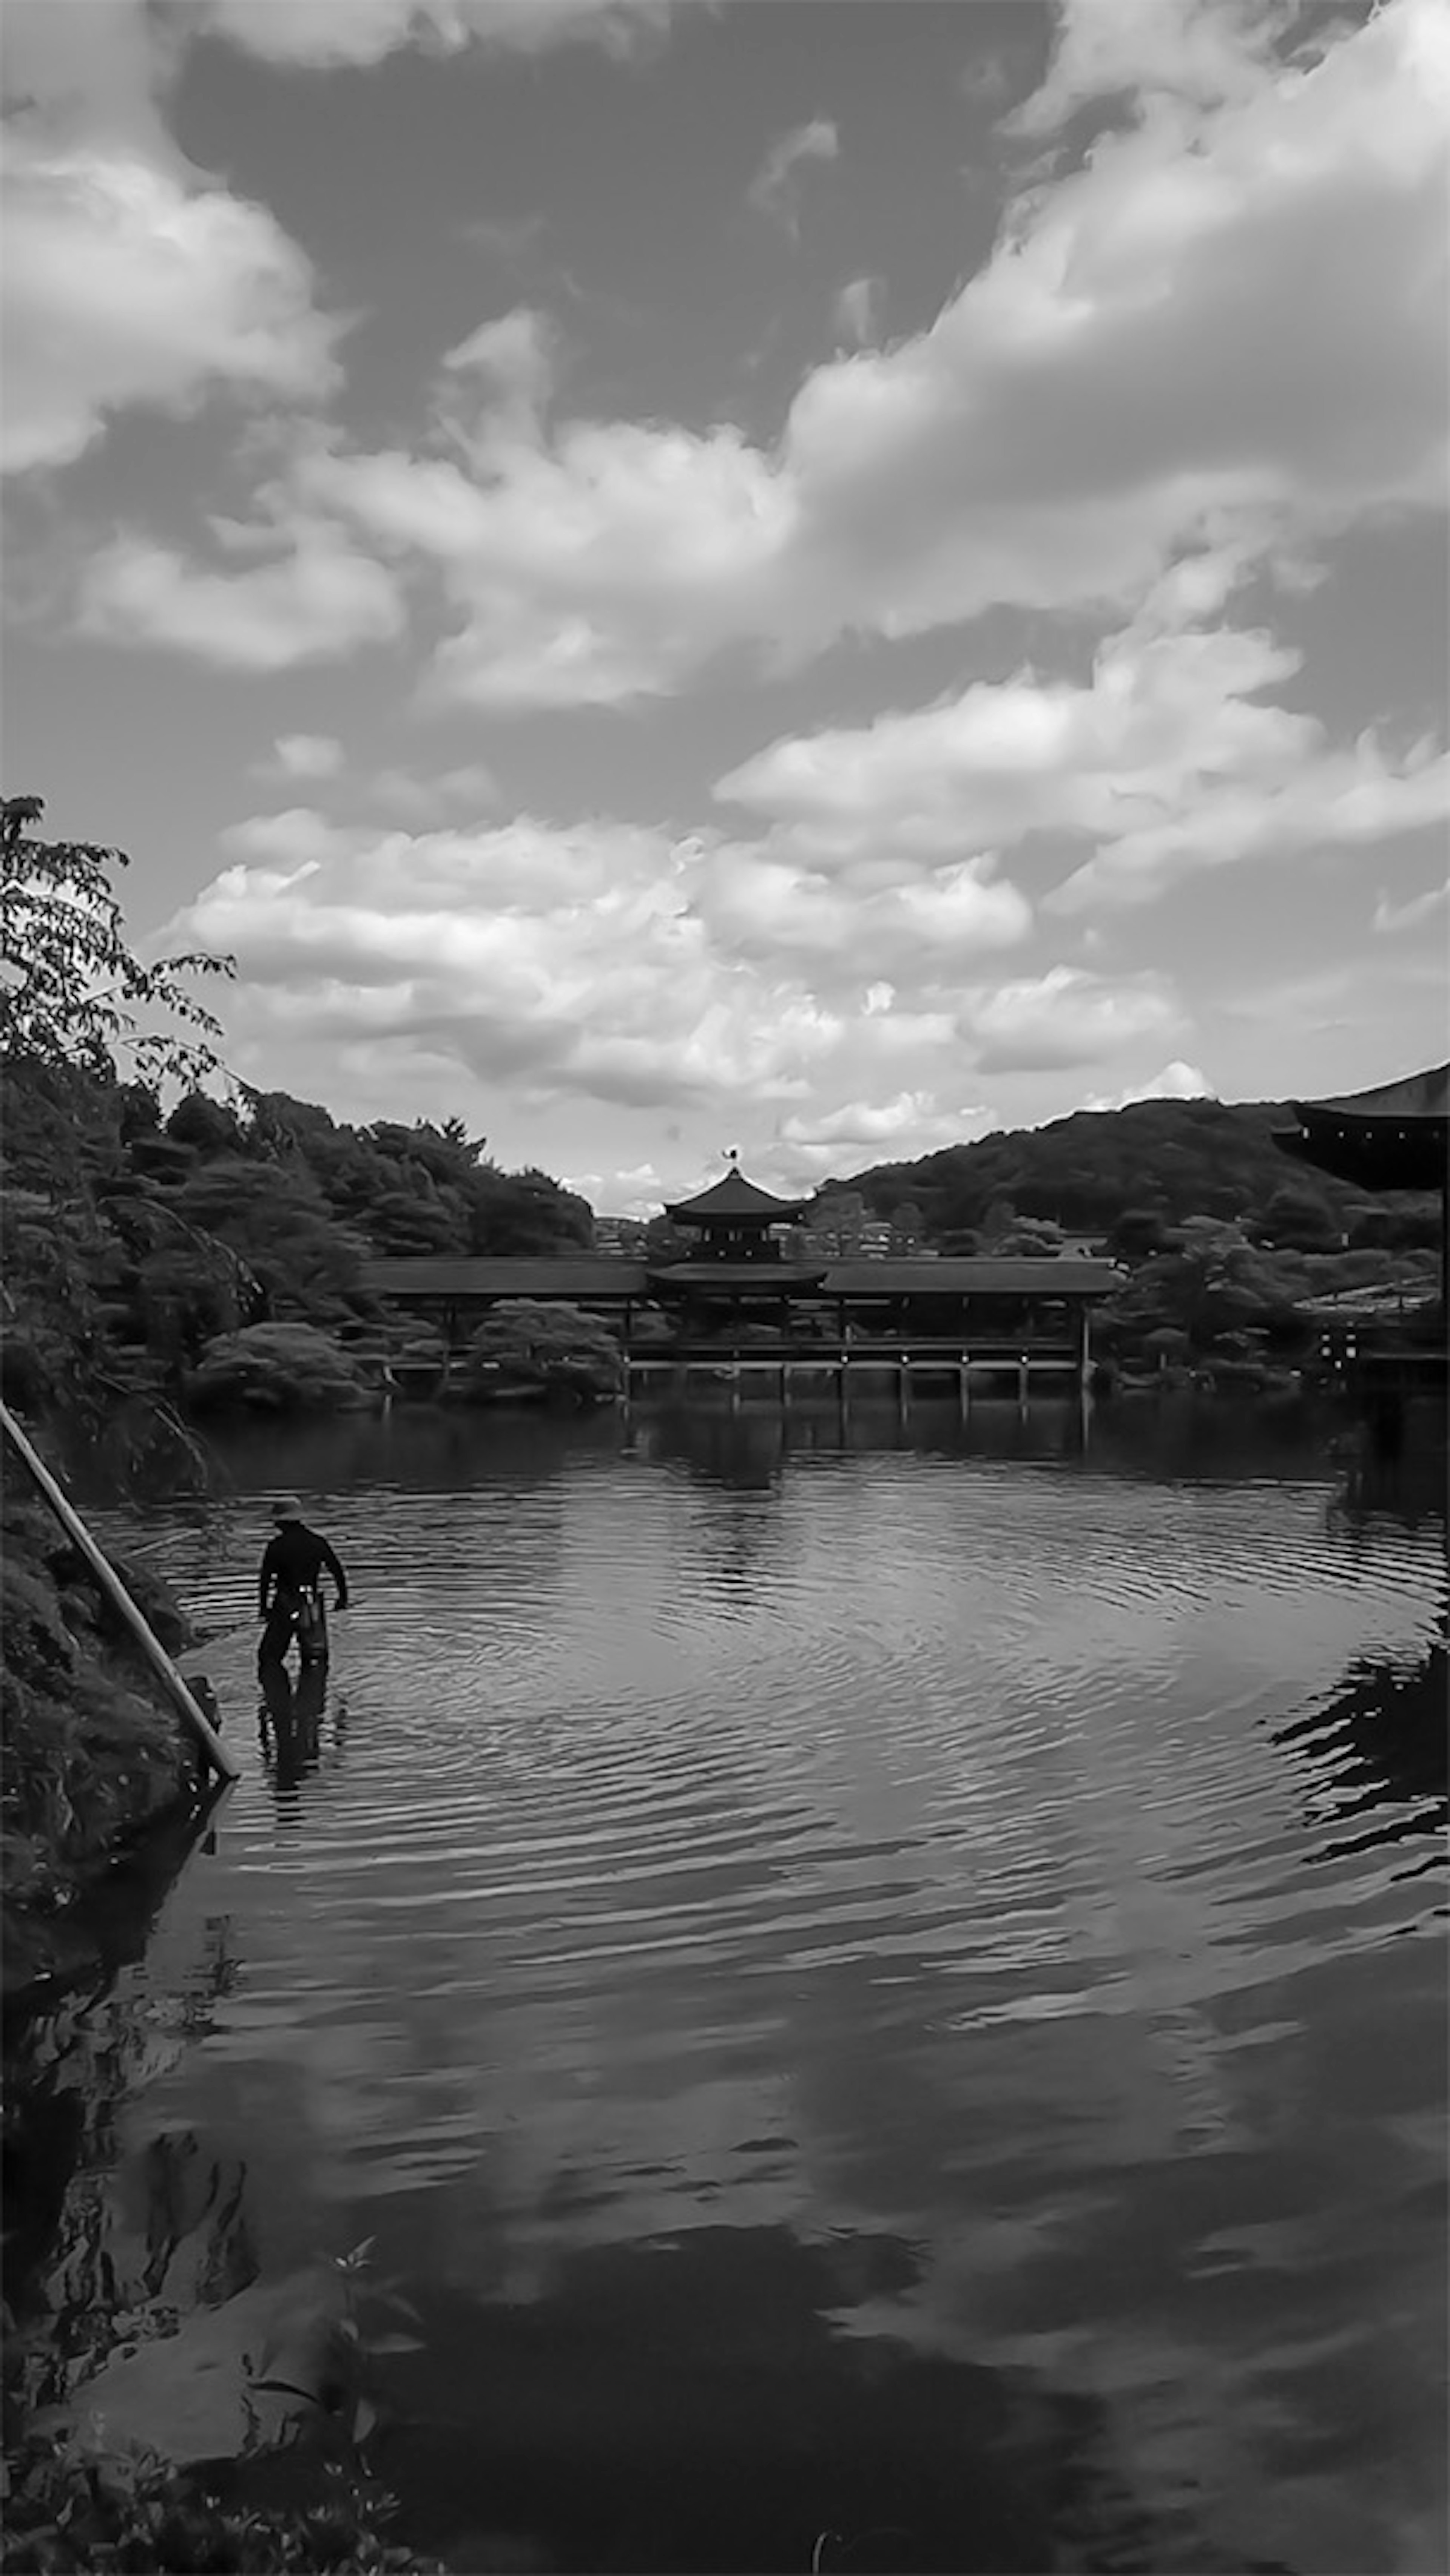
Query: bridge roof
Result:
<box><xmin>361</xmin><ymin>1255</ymin><xmax>1121</xmax><ymax>1300</ymax></box>
<box><xmin>649</xmin><ymin>1263</ymin><xmax>829</xmax><ymax>1289</ymax></box>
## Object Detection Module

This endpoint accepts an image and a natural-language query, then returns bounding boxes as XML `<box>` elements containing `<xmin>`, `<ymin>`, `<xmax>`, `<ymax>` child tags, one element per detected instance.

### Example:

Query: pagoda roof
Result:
<box><xmin>663</xmin><ymin>1168</ymin><xmax>808</xmax><ymax>1223</ymax></box>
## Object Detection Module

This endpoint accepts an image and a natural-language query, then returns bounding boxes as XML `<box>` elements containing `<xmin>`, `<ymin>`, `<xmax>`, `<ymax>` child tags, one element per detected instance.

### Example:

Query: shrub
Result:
<box><xmin>463</xmin><ymin>1300</ymin><xmax>621</xmax><ymax>1404</ymax></box>
<box><xmin>185</xmin><ymin>1324</ymin><xmax>369</xmax><ymax>1415</ymax></box>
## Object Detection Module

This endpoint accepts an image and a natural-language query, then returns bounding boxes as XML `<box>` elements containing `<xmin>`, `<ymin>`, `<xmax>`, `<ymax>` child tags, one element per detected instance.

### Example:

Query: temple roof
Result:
<box><xmin>1277</xmin><ymin>1062</ymin><xmax>1448</xmax><ymax>1195</ymax></box>
<box><xmin>1293</xmin><ymin>1064</ymin><xmax>1448</xmax><ymax>1122</ymax></box>
<box><xmin>663</xmin><ymin>1168</ymin><xmax>809</xmax><ymax>1223</ymax></box>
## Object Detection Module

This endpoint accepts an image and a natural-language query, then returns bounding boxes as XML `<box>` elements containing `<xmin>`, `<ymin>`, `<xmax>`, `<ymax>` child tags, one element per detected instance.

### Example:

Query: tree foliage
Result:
<box><xmin>1</xmin><ymin>795</ymin><xmax>231</xmax><ymax>1090</ymax></box>
<box><xmin>832</xmin><ymin>1094</ymin><xmax>1440</xmax><ymax>1252</ymax></box>
<box><xmin>466</xmin><ymin>1298</ymin><xmax>622</xmax><ymax>1403</ymax></box>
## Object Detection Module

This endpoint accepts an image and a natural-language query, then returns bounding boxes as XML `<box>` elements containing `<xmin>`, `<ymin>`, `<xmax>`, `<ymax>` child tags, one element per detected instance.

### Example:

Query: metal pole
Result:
<box><xmin>0</xmin><ymin>1401</ymin><xmax>239</xmax><ymax>1783</ymax></box>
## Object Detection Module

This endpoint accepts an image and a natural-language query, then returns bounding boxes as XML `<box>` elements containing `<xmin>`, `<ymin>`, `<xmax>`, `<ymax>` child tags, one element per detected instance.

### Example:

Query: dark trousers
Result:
<box><xmin>258</xmin><ymin>1596</ymin><xmax>329</xmax><ymax>1672</ymax></box>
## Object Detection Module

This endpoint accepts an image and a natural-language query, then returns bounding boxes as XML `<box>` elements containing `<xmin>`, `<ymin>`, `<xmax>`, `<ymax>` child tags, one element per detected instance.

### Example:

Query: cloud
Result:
<box><xmin>219</xmin><ymin>809</ymin><xmax>369</xmax><ymax>866</ymax></box>
<box><xmin>1372</xmin><ymin>879</ymin><xmax>1450</xmax><ymax>934</ymax></box>
<box><xmin>958</xmin><ymin>48</ymin><xmax>1025</xmax><ymax>112</ymax></box>
<box><xmin>78</xmin><ymin>517</ymin><xmax>405</xmax><ymax>668</ymax></box>
<box><xmin>1</xmin><ymin>133</ymin><xmax>341</xmax><ymax>475</ymax></box>
<box><xmin>776</xmin><ymin>1093</ymin><xmax>995</xmax><ymax>1163</ymax></box>
<box><xmin>747</xmin><ymin>117</ymin><xmax>840</xmax><ymax>227</ymax></box>
<box><xmin>197</xmin><ymin>0</ymin><xmax>676</xmax><ymax>68</ymax></box>
<box><xmin>267</xmin><ymin>734</ymin><xmax>344</xmax><ymax>781</ymax></box>
<box><xmin>961</xmin><ymin>966</ymin><xmax>1186</xmax><ymax>1074</ymax></box>
<box><xmin>166</xmin><ymin>817</ymin><xmax>851</xmax><ymax>1116</ymax></box>
<box><xmin>696</xmin><ymin>844</ymin><xmax>1030</xmax><ymax>985</ymax></box>
<box><xmin>1006</xmin><ymin>0</ymin><xmax>1297</xmax><ymax>133</ymax></box>
<box><xmin>1080</xmin><ymin>1058</ymin><xmax>1215</xmax><ymax>1112</ymax></box>
<box><xmin>440</xmin><ymin>306</ymin><xmax>558</xmax><ymax>436</ymax></box>
<box><xmin>282</xmin><ymin>0</ymin><xmax>1448</xmax><ymax>711</ymax></box>
<box><xmin>715</xmin><ymin>565</ymin><xmax>1450</xmax><ymax>912</ymax></box>
<box><xmin>833</xmin><ymin>276</ymin><xmax>879</xmax><ymax>348</ymax></box>
<box><xmin>0</xmin><ymin>0</ymin><xmax>675</xmax><ymax>482</ymax></box>
<box><xmin>365</xmin><ymin>764</ymin><xmax>503</xmax><ymax>823</ymax></box>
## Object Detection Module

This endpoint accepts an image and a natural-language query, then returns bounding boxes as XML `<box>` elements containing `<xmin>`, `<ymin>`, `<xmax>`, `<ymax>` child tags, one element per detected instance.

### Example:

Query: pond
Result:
<box><xmin>7</xmin><ymin>1396</ymin><xmax>1447</xmax><ymax>2573</ymax></box>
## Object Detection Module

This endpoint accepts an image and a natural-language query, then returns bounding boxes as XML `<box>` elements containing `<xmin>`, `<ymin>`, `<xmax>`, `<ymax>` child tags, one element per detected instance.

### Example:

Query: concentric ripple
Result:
<box><xmin>75</xmin><ymin>1403</ymin><xmax>1447</xmax><ymax>2571</ymax></box>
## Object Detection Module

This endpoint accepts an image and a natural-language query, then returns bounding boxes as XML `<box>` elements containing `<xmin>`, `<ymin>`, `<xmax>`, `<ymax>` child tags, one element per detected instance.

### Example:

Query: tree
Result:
<box><xmin>990</xmin><ymin>1217</ymin><xmax>1066</xmax><ymax>1258</ymax></box>
<box><xmin>1</xmin><ymin>796</ymin><xmax>231</xmax><ymax>1088</ymax></box>
<box><xmin>464</xmin><ymin>1300</ymin><xmax>621</xmax><ymax>1404</ymax></box>
<box><xmin>1256</xmin><ymin>1182</ymin><xmax>1344</xmax><ymax>1252</ymax></box>
<box><xmin>889</xmin><ymin>1199</ymin><xmax>927</xmax><ymax>1249</ymax></box>
<box><xmin>166</xmin><ymin>1091</ymin><xmax>244</xmax><ymax>1154</ymax></box>
<box><xmin>186</xmin><ymin>1322</ymin><xmax>369</xmax><ymax>1414</ymax></box>
<box><xmin>1106</xmin><ymin>1205</ymin><xmax>1175</xmax><ymax>1263</ymax></box>
<box><xmin>810</xmin><ymin>1189</ymin><xmax>868</xmax><ymax>1254</ymax></box>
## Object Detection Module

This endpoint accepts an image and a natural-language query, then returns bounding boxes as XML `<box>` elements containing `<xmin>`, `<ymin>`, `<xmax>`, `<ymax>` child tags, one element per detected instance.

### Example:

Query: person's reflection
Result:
<box><xmin>257</xmin><ymin>1656</ymin><xmax>327</xmax><ymax>1797</ymax></box>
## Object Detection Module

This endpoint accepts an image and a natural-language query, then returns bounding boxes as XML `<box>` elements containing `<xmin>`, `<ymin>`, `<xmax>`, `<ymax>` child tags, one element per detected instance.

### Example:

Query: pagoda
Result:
<box><xmin>648</xmin><ymin>1156</ymin><xmax>822</xmax><ymax>1320</ymax></box>
<box><xmin>661</xmin><ymin>1156</ymin><xmax>807</xmax><ymax>1261</ymax></box>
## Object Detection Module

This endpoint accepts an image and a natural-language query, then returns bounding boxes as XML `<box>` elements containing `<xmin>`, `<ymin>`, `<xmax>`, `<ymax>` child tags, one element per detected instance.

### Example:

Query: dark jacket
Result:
<box><xmin>259</xmin><ymin>1523</ymin><xmax>349</xmax><ymax>1616</ymax></box>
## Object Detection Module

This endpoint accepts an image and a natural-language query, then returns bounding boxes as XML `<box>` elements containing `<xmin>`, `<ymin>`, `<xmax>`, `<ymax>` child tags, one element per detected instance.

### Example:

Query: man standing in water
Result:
<box><xmin>258</xmin><ymin>1498</ymin><xmax>349</xmax><ymax>1673</ymax></box>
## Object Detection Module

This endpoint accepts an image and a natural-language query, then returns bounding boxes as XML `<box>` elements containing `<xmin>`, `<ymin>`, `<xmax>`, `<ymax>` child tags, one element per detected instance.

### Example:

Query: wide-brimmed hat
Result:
<box><xmin>272</xmin><ymin>1496</ymin><xmax>305</xmax><ymax>1523</ymax></box>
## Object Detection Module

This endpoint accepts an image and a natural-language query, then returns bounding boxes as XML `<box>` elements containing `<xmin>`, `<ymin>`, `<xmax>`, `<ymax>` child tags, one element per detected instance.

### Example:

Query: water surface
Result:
<box><xmin>10</xmin><ymin>1398</ymin><xmax>1447</xmax><ymax>2572</ymax></box>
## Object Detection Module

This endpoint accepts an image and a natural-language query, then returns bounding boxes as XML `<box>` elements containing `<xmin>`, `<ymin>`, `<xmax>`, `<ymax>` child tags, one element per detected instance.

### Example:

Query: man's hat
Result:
<box><xmin>272</xmin><ymin>1496</ymin><xmax>305</xmax><ymax>1523</ymax></box>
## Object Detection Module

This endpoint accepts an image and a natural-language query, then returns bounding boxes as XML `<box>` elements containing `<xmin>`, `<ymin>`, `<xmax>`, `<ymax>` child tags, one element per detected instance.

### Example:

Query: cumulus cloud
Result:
<box><xmin>776</xmin><ymin>1093</ymin><xmax>996</xmax><ymax>1165</ymax></box>
<box><xmin>1080</xmin><ymin>1058</ymin><xmax>1215</xmax><ymax>1112</ymax></box>
<box><xmin>696</xmin><ymin>844</ymin><xmax>1030</xmax><ymax>983</ymax></box>
<box><xmin>1005</xmin><ymin>0</ymin><xmax>1331</xmax><ymax>136</ymax></box>
<box><xmin>271</xmin><ymin>0</ymin><xmax>1448</xmax><ymax>710</ymax></box>
<box><xmin>747</xmin><ymin>117</ymin><xmax>840</xmax><ymax>227</ymax></box>
<box><xmin>219</xmin><ymin>809</ymin><xmax>369</xmax><ymax>866</ymax></box>
<box><xmin>1371</xmin><ymin>879</ymin><xmax>1450</xmax><ymax>934</ymax></box>
<box><xmin>169</xmin><ymin>795</ymin><xmax>1199</xmax><ymax>1154</ymax></box>
<box><xmin>78</xmin><ymin>516</ymin><xmax>405</xmax><ymax>668</ymax></box>
<box><xmin>0</xmin><ymin>0</ymin><xmax>673</xmax><ymax>482</ymax></box>
<box><xmin>197</xmin><ymin>0</ymin><xmax>675</xmax><ymax>68</ymax></box>
<box><xmin>268</xmin><ymin>734</ymin><xmax>344</xmax><ymax>781</ymax></box>
<box><xmin>366</xmin><ymin>763</ymin><xmax>503</xmax><ymax>823</ymax></box>
<box><xmin>440</xmin><ymin>306</ymin><xmax>558</xmax><ymax>439</ymax></box>
<box><xmin>961</xmin><ymin>966</ymin><xmax>1186</xmax><ymax>1074</ymax></box>
<box><xmin>833</xmin><ymin>276</ymin><xmax>879</xmax><ymax>348</ymax></box>
<box><xmin>1</xmin><ymin>133</ymin><xmax>341</xmax><ymax>475</ymax></box>
<box><xmin>715</xmin><ymin>566</ymin><xmax>1450</xmax><ymax>911</ymax></box>
<box><xmin>166</xmin><ymin>818</ymin><xmax>851</xmax><ymax>1116</ymax></box>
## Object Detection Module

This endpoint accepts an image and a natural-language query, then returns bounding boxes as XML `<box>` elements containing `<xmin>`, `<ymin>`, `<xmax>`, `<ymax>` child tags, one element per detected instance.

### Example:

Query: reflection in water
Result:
<box><xmin>391</xmin><ymin>2224</ymin><xmax>1163</xmax><ymax>2576</ymax></box>
<box><xmin>258</xmin><ymin>1656</ymin><xmax>329</xmax><ymax>1796</ymax></box>
<box><xmin>1272</xmin><ymin>1639</ymin><xmax>1448</xmax><ymax>1863</ymax></box>
<box><xmin>12</xmin><ymin>1400</ymin><xmax>1446</xmax><ymax>2573</ymax></box>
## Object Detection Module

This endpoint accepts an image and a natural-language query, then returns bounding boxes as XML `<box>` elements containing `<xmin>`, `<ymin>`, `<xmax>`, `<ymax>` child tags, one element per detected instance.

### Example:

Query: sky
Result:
<box><xmin>3</xmin><ymin>0</ymin><xmax>1447</xmax><ymax>1215</ymax></box>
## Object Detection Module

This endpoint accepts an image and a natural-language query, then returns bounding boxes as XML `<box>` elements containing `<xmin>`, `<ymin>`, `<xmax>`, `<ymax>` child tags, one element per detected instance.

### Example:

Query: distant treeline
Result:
<box><xmin>827</xmin><ymin>1095</ymin><xmax>1439</xmax><ymax>1258</ymax></box>
<box><xmin>2</xmin><ymin>1057</ymin><xmax>1441</xmax><ymax>1441</ymax></box>
<box><xmin>0</xmin><ymin>1059</ymin><xmax>592</xmax><ymax>1437</ymax></box>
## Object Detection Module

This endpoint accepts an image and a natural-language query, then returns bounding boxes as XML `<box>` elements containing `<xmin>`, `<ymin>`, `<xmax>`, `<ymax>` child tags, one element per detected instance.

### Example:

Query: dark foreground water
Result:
<box><xmin>8</xmin><ymin>1397</ymin><xmax>1447</xmax><ymax>2574</ymax></box>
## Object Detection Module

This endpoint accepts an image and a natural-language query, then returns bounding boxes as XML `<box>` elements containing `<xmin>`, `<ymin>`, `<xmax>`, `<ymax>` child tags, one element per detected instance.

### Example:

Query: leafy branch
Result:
<box><xmin>0</xmin><ymin>795</ymin><xmax>233</xmax><ymax>1091</ymax></box>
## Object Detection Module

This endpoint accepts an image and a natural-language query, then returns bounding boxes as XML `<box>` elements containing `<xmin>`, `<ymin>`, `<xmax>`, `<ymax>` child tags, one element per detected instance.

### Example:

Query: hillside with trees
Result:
<box><xmin>823</xmin><ymin>1095</ymin><xmax>1442</xmax><ymax>1386</ymax></box>
<box><xmin>827</xmin><ymin>1096</ymin><xmax>1441</xmax><ymax>1261</ymax></box>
